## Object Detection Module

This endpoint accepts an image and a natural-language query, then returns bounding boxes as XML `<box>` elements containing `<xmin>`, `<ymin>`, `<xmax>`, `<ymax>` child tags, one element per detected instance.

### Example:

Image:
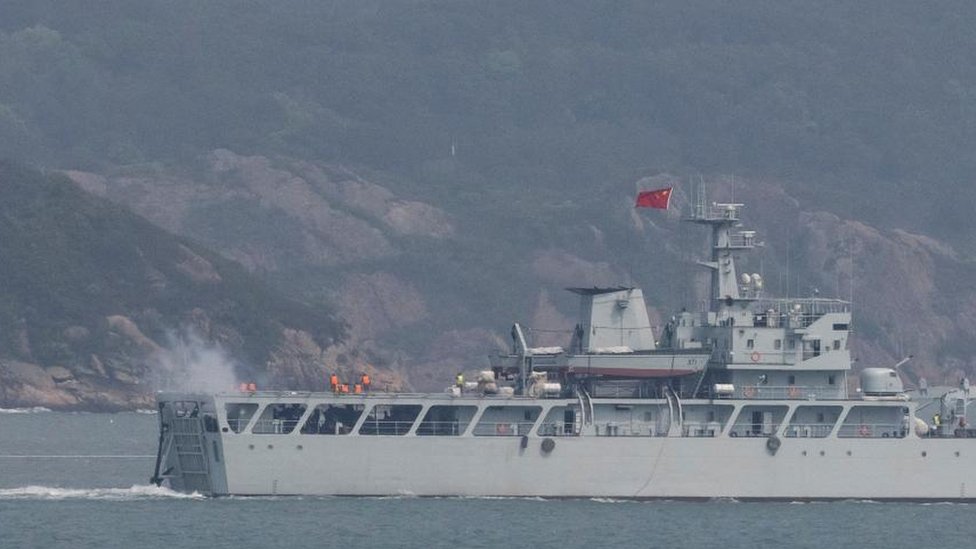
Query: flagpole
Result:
<box><xmin>627</xmin><ymin>195</ymin><xmax>634</xmax><ymax>286</ymax></box>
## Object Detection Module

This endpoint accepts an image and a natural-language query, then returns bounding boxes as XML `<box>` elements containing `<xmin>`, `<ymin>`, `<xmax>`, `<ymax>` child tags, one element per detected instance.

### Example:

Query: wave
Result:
<box><xmin>0</xmin><ymin>407</ymin><xmax>53</xmax><ymax>414</ymax></box>
<box><xmin>450</xmin><ymin>495</ymin><xmax>547</xmax><ymax>502</ymax></box>
<box><xmin>589</xmin><ymin>497</ymin><xmax>636</xmax><ymax>504</ymax></box>
<box><xmin>0</xmin><ymin>485</ymin><xmax>204</xmax><ymax>500</ymax></box>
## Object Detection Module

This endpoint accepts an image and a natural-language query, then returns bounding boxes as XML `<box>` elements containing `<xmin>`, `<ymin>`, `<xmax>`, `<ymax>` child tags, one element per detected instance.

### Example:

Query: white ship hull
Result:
<box><xmin>219</xmin><ymin>434</ymin><xmax>973</xmax><ymax>500</ymax></box>
<box><xmin>154</xmin><ymin>392</ymin><xmax>976</xmax><ymax>501</ymax></box>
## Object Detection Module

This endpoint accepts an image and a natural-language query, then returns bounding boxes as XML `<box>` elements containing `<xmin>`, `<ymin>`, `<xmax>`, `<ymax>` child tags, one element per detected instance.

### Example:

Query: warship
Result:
<box><xmin>152</xmin><ymin>189</ymin><xmax>975</xmax><ymax>500</ymax></box>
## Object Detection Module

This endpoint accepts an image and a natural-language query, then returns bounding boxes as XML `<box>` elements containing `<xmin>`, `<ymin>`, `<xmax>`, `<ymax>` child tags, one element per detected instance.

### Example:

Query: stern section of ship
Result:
<box><xmin>151</xmin><ymin>392</ymin><xmax>229</xmax><ymax>496</ymax></box>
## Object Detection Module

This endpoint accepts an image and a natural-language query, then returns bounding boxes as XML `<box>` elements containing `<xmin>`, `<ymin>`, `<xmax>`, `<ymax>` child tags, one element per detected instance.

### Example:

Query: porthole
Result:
<box><xmin>921</xmin><ymin>451</ymin><xmax>927</xmax><ymax>457</ymax></box>
<box><xmin>846</xmin><ymin>450</ymin><xmax>852</xmax><ymax>456</ymax></box>
<box><xmin>955</xmin><ymin>451</ymin><xmax>960</xmax><ymax>457</ymax></box>
<box><xmin>267</xmin><ymin>444</ymin><xmax>274</xmax><ymax>450</ymax></box>
<box><xmin>801</xmin><ymin>450</ymin><xmax>807</xmax><ymax>456</ymax></box>
<box><xmin>819</xmin><ymin>450</ymin><xmax>825</xmax><ymax>456</ymax></box>
<box><xmin>297</xmin><ymin>445</ymin><xmax>304</xmax><ymax>451</ymax></box>
<box><xmin>248</xmin><ymin>444</ymin><xmax>254</xmax><ymax>450</ymax></box>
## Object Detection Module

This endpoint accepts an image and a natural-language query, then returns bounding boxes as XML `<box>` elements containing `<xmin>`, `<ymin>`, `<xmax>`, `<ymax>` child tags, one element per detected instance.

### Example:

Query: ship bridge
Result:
<box><xmin>749</xmin><ymin>298</ymin><xmax>851</xmax><ymax>330</ymax></box>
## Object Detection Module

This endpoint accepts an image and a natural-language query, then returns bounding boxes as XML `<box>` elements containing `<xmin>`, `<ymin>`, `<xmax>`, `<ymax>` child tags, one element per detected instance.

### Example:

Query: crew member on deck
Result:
<box><xmin>330</xmin><ymin>372</ymin><xmax>339</xmax><ymax>393</ymax></box>
<box><xmin>361</xmin><ymin>372</ymin><xmax>371</xmax><ymax>393</ymax></box>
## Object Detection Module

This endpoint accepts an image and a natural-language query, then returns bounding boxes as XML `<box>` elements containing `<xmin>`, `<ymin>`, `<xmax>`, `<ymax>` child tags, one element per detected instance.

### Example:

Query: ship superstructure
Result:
<box><xmin>152</xmin><ymin>191</ymin><xmax>975</xmax><ymax>500</ymax></box>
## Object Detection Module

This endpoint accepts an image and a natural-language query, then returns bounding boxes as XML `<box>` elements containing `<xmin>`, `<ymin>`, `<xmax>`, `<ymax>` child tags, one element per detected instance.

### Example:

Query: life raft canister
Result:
<box><xmin>541</xmin><ymin>438</ymin><xmax>556</xmax><ymax>453</ymax></box>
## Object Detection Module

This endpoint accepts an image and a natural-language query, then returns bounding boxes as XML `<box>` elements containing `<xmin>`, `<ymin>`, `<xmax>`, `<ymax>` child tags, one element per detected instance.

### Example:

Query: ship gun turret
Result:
<box><xmin>860</xmin><ymin>368</ymin><xmax>906</xmax><ymax>398</ymax></box>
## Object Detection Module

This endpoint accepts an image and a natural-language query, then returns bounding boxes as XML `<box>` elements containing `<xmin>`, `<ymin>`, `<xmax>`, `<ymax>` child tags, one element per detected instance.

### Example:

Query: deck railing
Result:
<box><xmin>415</xmin><ymin>421</ymin><xmax>466</xmax><ymax>436</ymax></box>
<box><xmin>727</xmin><ymin>424</ymin><xmax>784</xmax><ymax>438</ymax></box>
<box><xmin>358</xmin><ymin>420</ymin><xmax>415</xmax><ymax>436</ymax></box>
<box><xmin>782</xmin><ymin>423</ymin><xmax>835</xmax><ymax>438</ymax></box>
<box><xmin>719</xmin><ymin>385</ymin><xmax>840</xmax><ymax>400</ymax></box>
<box><xmin>251</xmin><ymin>419</ymin><xmax>302</xmax><ymax>435</ymax></box>
<box><xmin>471</xmin><ymin>421</ymin><xmax>535</xmax><ymax>436</ymax></box>
<box><xmin>837</xmin><ymin>423</ymin><xmax>907</xmax><ymax>439</ymax></box>
<box><xmin>594</xmin><ymin>422</ymin><xmax>666</xmax><ymax>437</ymax></box>
<box><xmin>536</xmin><ymin>422</ymin><xmax>576</xmax><ymax>437</ymax></box>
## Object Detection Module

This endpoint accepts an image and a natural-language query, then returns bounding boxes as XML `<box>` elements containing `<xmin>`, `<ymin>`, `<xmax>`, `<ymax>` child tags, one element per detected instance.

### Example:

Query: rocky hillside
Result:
<box><xmin>63</xmin><ymin>158</ymin><xmax>976</xmax><ymax>395</ymax></box>
<box><xmin>0</xmin><ymin>161</ymin><xmax>401</xmax><ymax>411</ymax></box>
<box><xmin>5</xmin><ymin>2</ymin><xmax>976</xmax><ymax>405</ymax></box>
<box><xmin>4</xmin><ymin>153</ymin><xmax>974</xmax><ymax>409</ymax></box>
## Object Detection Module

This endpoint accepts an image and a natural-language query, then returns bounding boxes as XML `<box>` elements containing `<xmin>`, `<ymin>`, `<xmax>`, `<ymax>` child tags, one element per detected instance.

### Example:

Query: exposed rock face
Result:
<box><xmin>531</xmin><ymin>250</ymin><xmax>620</xmax><ymax>288</ymax></box>
<box><xmin>174</xmin><ymin>244</ymin><xmax>222</xmax><ymax>284</ymax></box>
<box><xmin>0</xmin><ymin>312</ymin><xmax>348</xmax><ymax>410</ymax></box>
<box><xmin>0</xmin><ymin>162</ymin><xmax>346</xmax><ymax>410</ymax></box>
<box><xmin>0</xmin><ymin>360</ymin><xmax>81</xmax><ymax>408</ymax></box>
<box><xmin>65</xmin><ymin>150</ymin><xmax>455</xmax><ymax>273</ymax></box>
<box><xmin>0</xmin><ymin>357</ymin><xmax>158</xmax><ymax>411</ymax></box>
<box><xmin>267</xmin><ymin>328</ymin><xmax>327</xmax><ymax>390</ymax></box>
<box><xmin>44</xmin><ymin>161</ymin><xmax>976</xmax><ymax>406</ymax></box>
<box><xmin>336</xmin><ymin>272</ymin><xmax>428</xmax><ymax>342</ymax></box>
<box><xmin>409</xmin><ymin>328</ymin><xmax>508</xmax><ymax>390</ymax></box>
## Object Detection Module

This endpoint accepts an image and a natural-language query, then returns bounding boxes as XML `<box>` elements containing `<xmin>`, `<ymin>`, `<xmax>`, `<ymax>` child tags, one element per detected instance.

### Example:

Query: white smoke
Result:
<box><xmin>152</xmin><ymin>330</ymin><xmax>241</xmax><ymax>393</ymax></box>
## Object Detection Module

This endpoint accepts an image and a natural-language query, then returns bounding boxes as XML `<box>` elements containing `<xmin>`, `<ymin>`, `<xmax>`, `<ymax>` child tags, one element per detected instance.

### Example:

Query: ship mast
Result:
<box><xmin>684</xmin><ymin>182</ymin><xmax>757</xmax><ymax>317</ymax></box>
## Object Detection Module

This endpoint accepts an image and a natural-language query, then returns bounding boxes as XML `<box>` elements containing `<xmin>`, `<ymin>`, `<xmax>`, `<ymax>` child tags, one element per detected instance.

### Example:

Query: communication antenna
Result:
<box><xmin>695</xmin><ymin>175</ymin><xmax>706</xmax><ymax>218</ymax></box>
<box><xmin>848</xmin><ymin>215</ymin><xmax>855</xmax><ymax>318</ymax></box>
<box><xmin>785</xmin><ymin>230</ymin><xmax>791</xmax><ymax>298</ymax></box>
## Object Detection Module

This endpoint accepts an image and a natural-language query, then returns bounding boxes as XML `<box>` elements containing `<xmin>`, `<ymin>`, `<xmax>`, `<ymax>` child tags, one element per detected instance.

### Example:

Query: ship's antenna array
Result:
<box><xmin>693</xmin><ymin>176</ymin><xmax>706</xmax><ymax>218</ymax></box>
<box><xmin>847</xmin><ymin>211</ymin><xmax>855</xmax><ymax>320</ymax></box>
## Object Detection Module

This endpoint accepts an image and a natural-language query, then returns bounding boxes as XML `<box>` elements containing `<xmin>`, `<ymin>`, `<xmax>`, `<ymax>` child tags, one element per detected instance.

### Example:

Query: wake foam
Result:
<box><xmin>0</xmin><ymin>407</ymin><xmax>53</xmax><ymax>414</ymax></box>
<box><xmin>0</xmin><ymin>485</ymin><xmax>204</xmax><ymax>500</ymax></box>
<box><xmin>589</xmin><ymin>497</ymin><xmax>636</xmax><ymax>504</ymax></box>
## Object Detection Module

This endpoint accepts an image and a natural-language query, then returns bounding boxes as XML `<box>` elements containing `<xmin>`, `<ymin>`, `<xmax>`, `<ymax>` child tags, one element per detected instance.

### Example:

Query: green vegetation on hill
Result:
<box><xmin>0</xmin><ymin>160</ymin><xmax>341</xmax><ymax>372</ymax></box>
<box><xmin>1</xmin><ymin>2</ymin><xmax>975</xmax><ymax>393</ymax></box>
<box><xmin>2</xmin><ymin>1</ymin><xmax>976</xmax><ymax>250</ymax></box>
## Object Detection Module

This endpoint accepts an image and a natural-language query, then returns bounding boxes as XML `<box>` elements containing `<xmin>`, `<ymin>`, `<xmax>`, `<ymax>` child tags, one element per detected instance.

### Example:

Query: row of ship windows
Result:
<box><xmin>224</xmin><ymin>403</ymin><xmax>539</xmax><ymax>437</ymax></box>
<box><xmin>742</xmin><ymin>338</ymin><xmax>843</xmax><ymax>351</ymax></box>
<box><xmin>221</xmin><ymin>402</ymin><xmax>908</xmax><ymax>439</ymax></box>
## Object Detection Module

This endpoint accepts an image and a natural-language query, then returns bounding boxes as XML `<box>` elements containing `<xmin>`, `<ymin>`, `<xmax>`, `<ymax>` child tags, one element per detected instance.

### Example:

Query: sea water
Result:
<box><xmin>0</xmin><ymin>410</ymin><xmax>970</xmax><ymax>549</ymax></box>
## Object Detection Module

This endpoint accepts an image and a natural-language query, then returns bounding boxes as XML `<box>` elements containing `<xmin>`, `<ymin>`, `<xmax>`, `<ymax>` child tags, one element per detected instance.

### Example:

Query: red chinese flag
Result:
<box><xmin>635</xmin><ymin>187</ymin><xmax>673</xmax><ymax>209</ymax></box>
